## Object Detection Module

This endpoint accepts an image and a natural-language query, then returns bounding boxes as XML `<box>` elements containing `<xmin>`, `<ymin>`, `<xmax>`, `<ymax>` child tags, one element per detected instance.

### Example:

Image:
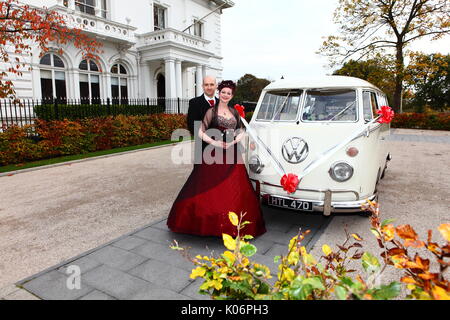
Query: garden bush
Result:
<box><xmin>391</xmin><ymin>112</ymin><xmax>450</xmax><ymax>131</ymax></box>
<box><xmin>0</xmin><ymin>114</ymin><xmax>187</xmax><ymax>166</ymax></box>
<box><xmin>34</xmin><ymin>103</ymin><xmax>164</xmax><ymax>121</ymax></box>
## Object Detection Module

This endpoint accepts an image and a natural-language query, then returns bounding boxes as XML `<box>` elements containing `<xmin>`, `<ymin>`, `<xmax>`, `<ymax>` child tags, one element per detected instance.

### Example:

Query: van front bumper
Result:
<box><xmin>251</xmin><ymin>179</ymin><xmax>377</xmax><ymax>216</ymax></box>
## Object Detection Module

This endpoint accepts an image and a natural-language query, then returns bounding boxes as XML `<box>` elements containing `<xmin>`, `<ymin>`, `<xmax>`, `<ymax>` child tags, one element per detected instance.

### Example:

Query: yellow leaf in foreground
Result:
<box><xmin>222</xmin><ymin>234</ymin><xmax>236</xmax><ymax>251</ymax></box>
<box><xmin>438</xmin><ymin>224</ymin><xmax>450</xmax><ymax>242</ymax></box>
<box><xmin>222</xmin><ymin>251</ymin><xmax>236</xmax><ymax>264</ymax></box>
<box><xmin>190</xmin><ymin>267</ymin><xmax>206</xmax><ymax>279</ymax></box>
<box><xmin>432</xmin><ymin>285</ymin><xmax>450</xmax><ymax>300</ymax></box>
<box><xmin>229</xmin><ymin>212</ymin><xmax>239</xmax><ymax>227</ymax></box>
<box><xmin>352</xmin><ymin>233</ymin><xmax>364</xmax><ymax>241</ymax></box>
<box><xmin>322</xmin><ymin>245</ymin><xmax>333</xmax><ymax>256</ymax></box>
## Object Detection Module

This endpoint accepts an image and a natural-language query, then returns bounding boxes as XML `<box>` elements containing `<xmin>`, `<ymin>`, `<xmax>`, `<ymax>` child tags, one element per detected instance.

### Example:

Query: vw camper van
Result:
<box><xmin>246</xmin><ymin>76</ymin><xmax>391</xmax><ymax>216</ymax></box>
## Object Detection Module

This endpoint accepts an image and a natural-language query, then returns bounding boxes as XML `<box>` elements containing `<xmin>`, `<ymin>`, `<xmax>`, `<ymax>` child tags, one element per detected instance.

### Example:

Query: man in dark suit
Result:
<box><xmin>188</xmin><ymin>76</ymin><xmax>219</xmax><ymax>164</ymax></box>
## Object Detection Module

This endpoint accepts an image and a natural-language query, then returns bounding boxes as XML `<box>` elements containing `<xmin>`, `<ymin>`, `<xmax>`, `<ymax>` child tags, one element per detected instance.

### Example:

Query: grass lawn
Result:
<box><xmin>0</xmin><ymin>138</ymin><xmax>192</xmax><ymax>174</ymax></box>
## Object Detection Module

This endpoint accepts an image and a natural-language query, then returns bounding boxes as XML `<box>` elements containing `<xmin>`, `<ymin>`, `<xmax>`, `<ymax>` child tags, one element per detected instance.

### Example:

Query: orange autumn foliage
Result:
<box><xmin>0</xmin><ymin>0</ymin><xmax>103</xmax><ymax>98</ymax></box>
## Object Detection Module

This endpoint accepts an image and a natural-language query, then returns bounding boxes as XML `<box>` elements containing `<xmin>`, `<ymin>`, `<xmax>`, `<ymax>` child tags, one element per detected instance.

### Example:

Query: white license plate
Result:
<box><xmin>268</xmin><ymin>196</ymin><xmax>314</xmax><ymax>212</ymax></box>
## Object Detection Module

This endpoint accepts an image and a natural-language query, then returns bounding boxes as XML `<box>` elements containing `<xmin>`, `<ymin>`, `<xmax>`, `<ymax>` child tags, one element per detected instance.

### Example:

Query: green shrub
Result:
<box><xmin>34</xmin><ymin>103</ymin><xmax>164</xmax><ymax>121</ymax></box>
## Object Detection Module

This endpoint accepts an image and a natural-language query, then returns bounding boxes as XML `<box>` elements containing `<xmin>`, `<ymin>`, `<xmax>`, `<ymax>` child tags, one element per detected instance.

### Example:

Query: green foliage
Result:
<box><xmin>245</xmin><ymin>111</ymin><xmax>254</xmax><ymax>123</ymax></box>
<box><xmin>405</xmin><ymin>53</ymin><xmax>450</xmax><ymax>112</ymax></box>
<box><xmin>34</xmin><ymin>103</ymin><xmax>164</xmax><ymax>121</ymax></box>
<box><xmin>333</xmin><ymin>56</ymin><xmax>396</xmax><ymax>105</ymax></box>
<box><xmin>233</xmin><ymin>74</ymin><xmax>271</xmax><ymax>103</ymax></box>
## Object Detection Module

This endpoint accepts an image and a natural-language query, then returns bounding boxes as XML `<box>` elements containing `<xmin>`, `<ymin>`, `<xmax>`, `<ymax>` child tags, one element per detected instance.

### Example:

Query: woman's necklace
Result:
<box><xmin>219</xmin><ymin>106</ymin><xmax>229</xmax><ymax>117</ymax></box>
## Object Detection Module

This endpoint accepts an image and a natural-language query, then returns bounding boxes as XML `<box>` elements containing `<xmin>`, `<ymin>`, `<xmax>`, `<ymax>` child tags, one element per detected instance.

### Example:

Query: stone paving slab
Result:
<box><xmin>15</xmin><ymin>206</ymin><xmax>332</xmax><ymax>300</ymax></box>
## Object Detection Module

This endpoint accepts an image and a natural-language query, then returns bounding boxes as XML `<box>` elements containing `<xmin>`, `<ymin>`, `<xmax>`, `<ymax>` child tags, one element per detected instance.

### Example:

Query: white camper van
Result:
<box><xmin>246</xmin><ymin>76</ymin><xmax>392</xmax><ymax>216</ymax></box>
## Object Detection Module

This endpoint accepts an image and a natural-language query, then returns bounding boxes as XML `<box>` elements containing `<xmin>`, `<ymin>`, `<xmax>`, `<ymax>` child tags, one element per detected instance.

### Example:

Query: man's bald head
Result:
<box><xmin>202</xmin><ymin>76</ymin><xmax>218</xmax><ymax>98</ymax></box>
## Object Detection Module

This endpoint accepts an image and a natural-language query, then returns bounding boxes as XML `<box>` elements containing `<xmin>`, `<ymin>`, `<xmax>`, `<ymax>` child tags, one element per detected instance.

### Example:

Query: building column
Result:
<box><xmin>165</xmin><ymin>58</ymin><xmax>176</xmax><ymax>99</ymax></box>
<box><xmin>95</xmin><ymin>0</ymin><xmax>103</xmax><ymax>17</ymax></box>
<box><xmin>202</xmin><ymin>65</ymin><xmax>208</xmax><ymax>79</ymax></box>
<box><xmin>196</xmin><ymin>65</ymin><xmax>203</xmax><ymax>96</ymax></box>
<box><xmin>175</xmin><ymin>60</ymin><xmax>182</xmax><ymax>98</ymax></box>
<box><xmin>105</xmin><ymin>73</ymin><xmax>112</xmax><ymax>99</ymax></box>
<box><xmin>72</xmin><ymin>70</ymin><xmax>81</xmax><ymax>100</ymax></box>
<box><xmin>31</xmin><ymin>66</ymin><xmax>41</xmax><ymax>100</ymax></box>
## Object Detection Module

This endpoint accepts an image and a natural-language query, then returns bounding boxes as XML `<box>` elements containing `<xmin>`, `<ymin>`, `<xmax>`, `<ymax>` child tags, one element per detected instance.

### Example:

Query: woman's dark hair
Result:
<box><xmin>210</xmin><ymin>80</ymin><xmax>243</xmax><ymax>131</ymax></box>
<box><xmin>218</xmin><ymin>80</ymin><xmax>237</xmax><ymax>94</ymax></box>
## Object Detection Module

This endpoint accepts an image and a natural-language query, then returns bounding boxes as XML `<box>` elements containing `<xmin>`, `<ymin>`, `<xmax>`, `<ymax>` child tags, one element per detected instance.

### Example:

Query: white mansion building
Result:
<box><xmin>6</xmin><ymin>0</ymin><xmax>234</xmax><ymax>102</ymax></box>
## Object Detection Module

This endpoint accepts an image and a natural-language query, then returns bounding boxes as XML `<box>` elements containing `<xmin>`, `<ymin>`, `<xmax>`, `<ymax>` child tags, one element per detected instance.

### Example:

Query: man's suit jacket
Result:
<box><xmin>187</xmin><ymin>94</ymin><xmax>219</xmax><ymax>136</ymax></box>
<box><xmin>188</xmin><ymin>94</ymin><xmax>219</xmax><ymax>164</ymax></box>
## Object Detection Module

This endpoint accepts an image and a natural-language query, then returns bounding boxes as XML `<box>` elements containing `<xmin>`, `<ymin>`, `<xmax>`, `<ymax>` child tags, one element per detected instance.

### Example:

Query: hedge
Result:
<box><xmin>34</xmin><ymin>103</ymin><xmax>164</xmax><ymax>121</ymax></box>
<box><xmin>391</xmin><ymin>112</ymin><xmax>450</xmax><ymax>131</ymax></box>
<box><xmin>0</xmin><ymin>114</ymin><xmax>187</xmax><ymax>166</ymax></box>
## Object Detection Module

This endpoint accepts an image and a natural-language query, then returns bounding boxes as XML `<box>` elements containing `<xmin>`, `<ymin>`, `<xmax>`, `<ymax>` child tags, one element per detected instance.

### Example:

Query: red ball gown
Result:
<box><xmin>167</xmin><ymin>109</ymin><xmax>266</xmax><ymax>238</ymax></box>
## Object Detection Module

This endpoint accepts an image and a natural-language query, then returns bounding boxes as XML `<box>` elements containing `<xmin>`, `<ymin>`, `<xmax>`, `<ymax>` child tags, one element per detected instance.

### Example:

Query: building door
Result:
<box><xmin>156</xmin><ymin>73</ymin><xmax>165</xmax><ymax>111</ymax></box>
<box><xmin>157</xmin><ymin>74</ymin><xmax>165</xmax><ymax>98</ymax></box>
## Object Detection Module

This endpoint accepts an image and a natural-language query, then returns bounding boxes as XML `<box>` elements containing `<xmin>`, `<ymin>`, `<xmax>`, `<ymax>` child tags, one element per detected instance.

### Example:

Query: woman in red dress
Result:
<box><xmin>167</xmin><ymin>81</ymin><xmax>266</xmax><ymax>238</ymax></box>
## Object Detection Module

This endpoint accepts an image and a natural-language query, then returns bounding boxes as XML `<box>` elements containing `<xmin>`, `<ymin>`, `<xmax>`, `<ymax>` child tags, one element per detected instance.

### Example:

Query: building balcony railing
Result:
<box><xmin>136</xmin><ymin>28</ymin><xmax>211</xmax><ymax>53</ymax></box>
<box><xmin>51</xmin><ymin>4</ymin><xmax>136</xmax><ymax>45</ymax></box>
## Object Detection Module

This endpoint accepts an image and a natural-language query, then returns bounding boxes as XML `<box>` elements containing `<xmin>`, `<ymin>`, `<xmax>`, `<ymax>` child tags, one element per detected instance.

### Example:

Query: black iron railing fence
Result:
<box><xmin>0</xmin><ymin>97</ymin><xmax>190</xmax><ymax>131</ymax></box>
<box><xmin>0</xmin><ymin>98</ymin><xmax>258</xmax><ymax>137</ymax></box>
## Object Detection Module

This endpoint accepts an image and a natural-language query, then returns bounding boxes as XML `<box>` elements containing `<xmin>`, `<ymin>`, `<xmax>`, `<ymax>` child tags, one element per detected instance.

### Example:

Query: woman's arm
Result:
<box><xmin>198</xmin><ymin>109</ymin><xmax>225</xmax><ymax>148</ymax></box>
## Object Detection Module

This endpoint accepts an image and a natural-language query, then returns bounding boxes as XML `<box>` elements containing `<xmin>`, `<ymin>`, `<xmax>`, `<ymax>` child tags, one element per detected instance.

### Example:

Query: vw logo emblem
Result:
<box><xmin>282</xmin><ymin>137</ymin><xmax>309</xmax><ymax>164</ymax></box>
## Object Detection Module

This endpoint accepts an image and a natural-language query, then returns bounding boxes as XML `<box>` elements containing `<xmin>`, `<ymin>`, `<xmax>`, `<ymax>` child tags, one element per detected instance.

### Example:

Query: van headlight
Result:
<box><xmin>249</xmin><ymin>155</ymin><xmax>264</xmax><ymax>174</ymax></box>
<box><xmin>329</xmin><ymin>162</ymin><xmax>354</xmax><ymax>182</ymax></box>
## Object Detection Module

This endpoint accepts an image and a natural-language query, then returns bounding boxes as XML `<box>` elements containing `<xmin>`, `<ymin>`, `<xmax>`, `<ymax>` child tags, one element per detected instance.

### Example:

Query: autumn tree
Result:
<box><xmin>318</xmin><ymin>0</ymin><xmax>450</xmax><ymax>113</ymax></box>
<box><xmin>0</xmin><ymin>0</ymin><xmax>102</xmax><ymax>98</ymax></box>
<box><xmin>233</xmin><ymin>74</ymin><xmax>271</xmax><ymax>103</ymax></box>
<box><xmin>333</xmin><ymin>55</ymin><xmax>397</xmax><ymax>105</ymax></box>
<box><xmin>405</xmin><ymin>52</ymin><xmax>450</xmax><ymax>111</ymax></box>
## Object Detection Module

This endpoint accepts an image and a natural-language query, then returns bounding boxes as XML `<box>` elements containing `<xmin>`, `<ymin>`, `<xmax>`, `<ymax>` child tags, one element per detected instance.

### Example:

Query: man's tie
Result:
<box><xmin>208</xmin><ymin>99</ymin><xmax>215</xmax><ymax>107</ymax></box>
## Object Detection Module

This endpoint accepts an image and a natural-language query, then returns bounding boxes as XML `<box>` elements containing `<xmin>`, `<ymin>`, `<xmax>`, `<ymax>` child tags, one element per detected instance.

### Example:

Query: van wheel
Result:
<box><xmin>358</xmin><ymin>210</ymin><xmax>372</xmax><ymax>218</ymax></box>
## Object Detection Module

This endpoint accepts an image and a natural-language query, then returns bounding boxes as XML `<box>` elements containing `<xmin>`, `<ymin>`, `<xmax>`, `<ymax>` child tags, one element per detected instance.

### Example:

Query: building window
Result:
<box><xmin>75</xmin><ymin>0</ymin><xmax>96</xmax><ymax>16</ymax></box>
<box><xmin>39</xmin><ymin>53</ymin><xmax>67</xmax><ymax>102</ymax></box>
<box><xmin>79</xmin><ymin>59</ymin><xmax>101</xmax><ymax>104</ymax></box>
<box><xmin>193</xmin><ymin>19</ymin><xmax>203</xmax><ymax>38</ymax></box>
<box><xmin>153</xmin><ymin>4</ymin><xmax>166</xmax><ymax>31</ymax></box>
<box><xmin>111</xmin><ymin>63</ymin><xmax>128</xmax><ymax>104</ymax></box>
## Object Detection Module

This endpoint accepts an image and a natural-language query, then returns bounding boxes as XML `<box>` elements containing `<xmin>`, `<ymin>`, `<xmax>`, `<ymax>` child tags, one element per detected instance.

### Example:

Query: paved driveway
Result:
<box><xmin>0</xmin><ymin>129</ymin><xmax>448</xmax><ymax>300</ymax></box>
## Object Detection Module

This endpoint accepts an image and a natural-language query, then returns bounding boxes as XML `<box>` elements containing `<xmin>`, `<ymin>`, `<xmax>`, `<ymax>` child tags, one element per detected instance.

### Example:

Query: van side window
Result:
<box><xmin>377</xmin><ymin>93</ymin><xmax>388</xmax><ymax>107</ymax></box>
<box><xmin>363</xmin><ymin>91</ymin><xmax>379</xmax><ymax>122</ymax></box>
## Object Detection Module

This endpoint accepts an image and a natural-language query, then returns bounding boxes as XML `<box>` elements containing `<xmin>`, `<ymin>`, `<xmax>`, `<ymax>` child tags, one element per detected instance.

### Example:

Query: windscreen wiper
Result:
<box><xmin>271</xmin><ymin>93</ymin><xmax>291</xmax><ymax>123</ymax></box>
<box><xmin>327</xmin><ymin>100</ymin><xmax>356</xmax><ymax>123</ymax></box>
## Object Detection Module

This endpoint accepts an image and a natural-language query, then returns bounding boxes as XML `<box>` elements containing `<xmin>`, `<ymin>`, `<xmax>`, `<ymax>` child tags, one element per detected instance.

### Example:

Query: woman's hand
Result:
<box><xmin>212</xmin><ymin>140</ymin><xmax>226</xmax><ymax>149</ymax></box>
<box><xmin>224</xmin><ymin>141</ymin><xmax>235</xmax><ymax>150</ymax></box>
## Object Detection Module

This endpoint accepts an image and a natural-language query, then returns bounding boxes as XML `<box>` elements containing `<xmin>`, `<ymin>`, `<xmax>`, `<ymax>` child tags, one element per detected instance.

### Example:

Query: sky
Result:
<box><xmin>221</xmin><ymin>0</ymin><xmax>450</xmax><ymax>82</ymax></box>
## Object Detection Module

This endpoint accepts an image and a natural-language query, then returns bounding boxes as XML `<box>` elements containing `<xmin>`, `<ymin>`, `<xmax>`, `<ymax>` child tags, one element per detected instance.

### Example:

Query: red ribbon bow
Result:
<box><xmin>234</xmin><ymin>104</ymin><xmax>246</xmax><ymax>118</ymax></box>
<box><xmin>208</xmin><ymin>100</ymin><xmax>215</xmax><ymax>107</ymax></box>
<box><xmin>377</xmin><ymin>106</ymin><xmax>395</xmax><ymax>124</ymax></box>
<box><xmin>281</xmin><ymin>174</ymin><xmax>300</xmax><ymax>194</ymax></box>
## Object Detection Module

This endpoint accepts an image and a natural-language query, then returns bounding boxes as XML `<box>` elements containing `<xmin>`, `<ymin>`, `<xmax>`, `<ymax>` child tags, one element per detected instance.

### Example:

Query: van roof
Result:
<box><xmin>264</xmin><ymin>76</ymin><xmax>381</xmax><ymax>91</ymax></box>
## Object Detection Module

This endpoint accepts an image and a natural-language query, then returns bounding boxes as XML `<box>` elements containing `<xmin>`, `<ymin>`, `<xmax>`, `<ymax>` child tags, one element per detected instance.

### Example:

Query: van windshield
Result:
<box><xmin>256</xmin><ymin>90</ymin><xmax>303</xmax><ymax>121</ymax></box>
<box><xmin>302</xmin><ymin>89</ymin><xmax>357</xmax><ymax>122</ymax></box>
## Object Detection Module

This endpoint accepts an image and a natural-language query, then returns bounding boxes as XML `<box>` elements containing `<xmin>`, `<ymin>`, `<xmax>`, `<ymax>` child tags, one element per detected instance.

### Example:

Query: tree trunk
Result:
<box><xmin>393</xmin><ymin>43</ymin><xmax>404</xmax><ymax>114</ymax></box>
